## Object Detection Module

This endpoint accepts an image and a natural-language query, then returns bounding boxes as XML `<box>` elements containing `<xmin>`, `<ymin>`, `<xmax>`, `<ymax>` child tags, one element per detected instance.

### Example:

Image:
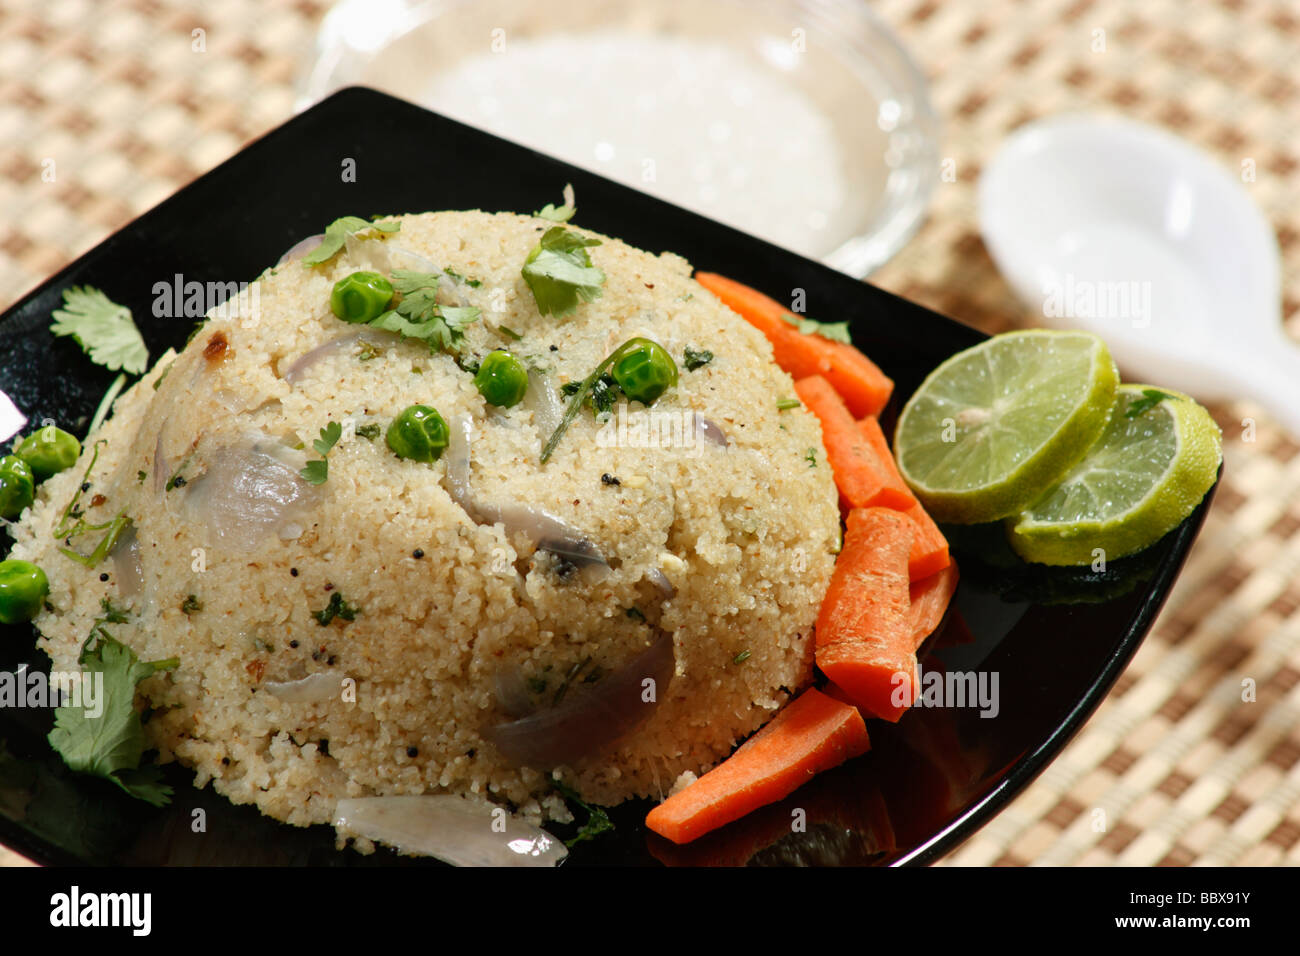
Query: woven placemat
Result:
<box><xmin>1</xmin><ymin>0</ymin><xmax>1298</xmax><ymax>867</ymax></box>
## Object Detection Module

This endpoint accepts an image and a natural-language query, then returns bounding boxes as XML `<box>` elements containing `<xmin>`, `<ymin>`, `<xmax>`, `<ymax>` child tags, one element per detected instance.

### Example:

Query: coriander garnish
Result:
<box><xmin>683</xmin><ymin>347</ymin><xmax>714</xmax><ymax>371</ymax></box>
<box><xmin>733</xmin><ymin>649</ymin><xmax>751</xmax><ymax>664</ymax></box>
<box><xmin>776</xmin><ymin>398</ymin><xmax>801</xmax><ymax>410</ymax></box>
<box><xmin>355</xmin><ymin>423</ymin><xmax>381</xmax><ymax>441</ymax></box>
<box><xmin>366</xmin><ymin>269</ymin><xmax>480</xmax><ymax>353</ymax></box>
<box><xmin>805</xmin><ymin>448</ymin><xmax>818</xmax><ymax>467</ymax></box>
<box><xmin>1125</xmin><ymin>388</ymin><xmax>1175</xmax><ymax>418</ymax></box>
<box><xmin>781</xmin><ymin>312</ymin><xmax>852</xmax><ymax>344</ymax></box>
<box><xmin>522</xmin><ymin>227</ymin><xmax>605</xmax><ymax>317</ymax></box>
<box><xmin>301</xmin><ymin>216</ymin><xmax>400</xmax><ymax>267</ymax></box>
<box><xmin>300</xmin><ymin>421</ymin><xmax>342</xmax><ymax>485</ymax></box>
<box><xmin>534</xmin><ymin>183</ymin><xmax>577</xmax><ymax>223</ymax></box>
<box><xmin>48</xmin><ymin>623</ymin><xmax>179</xmax><ymax>806</ymax></box>
<box><xmin>541</xmin><ymin>344</ymin><xmax>625</xmax><ymax>463</ymax></box>
<box><xmin>50</xmin><ymin>286</ymin><xmax>149</xmax><ymax>375</ymax></box>
<box><xmin>551</xmin><ymin>777</ymin><xmax>614</xmax><ymax>848</ymax></box>
<box><xmin>312</xmin><ymin>591</ymin><xmax>358</xmax><ymax>626</ymax></box>
<box><xmin>181</xmin><ymin>595</ymin><xmax>203</xmax><ymax>615</ymax></box>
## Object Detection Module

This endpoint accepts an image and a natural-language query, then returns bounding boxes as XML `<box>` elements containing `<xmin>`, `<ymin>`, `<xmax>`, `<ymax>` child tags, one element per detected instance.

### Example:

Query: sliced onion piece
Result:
<box><xmin>184</xmin><ymin>439</ymin><xmax>321</xmax><ymax>553</ymax></box>
<box><xmin>444</xmin><ymin>416</ymin><xmax>608</xmax><ymax>570</ymax></box>
<box><xmin>493</xmin><ymin>665</ymin><xmax>534</xmax><ymax>718</ymax></box>
<box><xmin>333</xmin><ymin>795</ymin><xmax>567</xmax><ymax>867</ymax></box>
<box><xmin>282</xmin><ymin>332</ymin><xmax>359</xmax><ymax>385</ymax></box>
<box><xmin>484</xmin><ymin>630</ymin><xmax>675</xmax><ymax>769</ymax></box>
<box><xmin>647</xmin><ymin>566</ymin><xmax>676</xmax><ymax>599</ymax></box>
<box><xmin>277</xmin><ymin>233</ymin><xmax>323</xmax><ymax>266</ymax></box>
<box><xmin>695</xmin><ymin>415</ymin><xmax>729</xmax><ymax>448</ymax></box>
<box><xmin>111</xmin><ymin>523</ymin><xmax>143</xmax><ymax>598</ymax></box>
<box><xmin>263</xmin><ymin>671</ymin><xmax>343</xmax><ymax>703</ymax></box>
<box><xmin>521</xmin><ymin>369</ymin><xmax>563</xmax><ymax>443</ymax></box>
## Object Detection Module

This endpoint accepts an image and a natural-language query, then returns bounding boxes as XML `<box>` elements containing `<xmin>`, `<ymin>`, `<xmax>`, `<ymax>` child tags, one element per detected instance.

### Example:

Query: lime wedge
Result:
<box><xmin>1008</xmin><ymin>385</ymin><xmax>1222</xmax><ymax>565</ymax></box>
<box><xmin>894</xmin><ymin>330</ymin><xmax>1119</xmax><ymax>524</ymax></box>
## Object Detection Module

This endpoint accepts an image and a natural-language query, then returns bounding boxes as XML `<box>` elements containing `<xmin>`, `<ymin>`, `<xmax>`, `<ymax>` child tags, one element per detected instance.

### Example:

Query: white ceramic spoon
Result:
<box><xmin>979</xmin><ymin>113</ymin><xmax>1296</xmax><ymax>434</ymax></box>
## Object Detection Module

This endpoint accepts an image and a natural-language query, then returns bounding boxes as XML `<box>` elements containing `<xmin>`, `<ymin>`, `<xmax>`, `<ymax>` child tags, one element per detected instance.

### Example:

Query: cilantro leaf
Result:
<box><xmin>780</xmin><ymin>312</ymin><xmax>852</xmax><ymax>345</ymax></box>
<box><xmin>301</xmin><ymin>216</ymin><xmax>401</xmax><ymax>267</ymax></box>
<box><xmin>50</xmin><ymin>286</ymin><xmax>149</xmax><ymax>375</ymax></box>
<box><xmin>551</xmin><ymin>778</ymin><xmax>614</xmax><ymax>847</ymax></box>
<box><xmin>535</xmin><ymin>183</ymin><xmax>577</xmax><ymax>223</ymax></box>
<box><xmin>1125</xmin><ymin>388</ymin><xmax>1176</xmax><ymax>419</ymax></box>
<box><xmin>299</xmin><ymin>421</ymin><xmax>341</xmax><ymax>485</ymax></box>
<box><xmin>522</xmin><ymin>227</ymin><xmax>606</xmax><ymax>317</ymax></box>
<box><xmin>47</xmin><ymin>632</ymin><xmax>178</xmax><ymax>806</ymax></box>
<box><xmin>300</xmin><ymin>460</ymin><xmax>328</xmax><ymax>485</ymax></box>
<box><xmin>368</xmin><ymin>270</ymin><xmax>481</xmax><ymax>352</ymax></box>
<box><xmin>313</xmin><ymin>421</ymin><xmax>343</xmax><ymax>456</ymax></box>
<box><xmin>684</xmin><ymin>347</ymin><xmax>714</xmax><ymax>371</ymax></box>
<box><xmin>312</xmin><ymin>591</ymin><xmax>358</xmax><ymax>626</ymax></box>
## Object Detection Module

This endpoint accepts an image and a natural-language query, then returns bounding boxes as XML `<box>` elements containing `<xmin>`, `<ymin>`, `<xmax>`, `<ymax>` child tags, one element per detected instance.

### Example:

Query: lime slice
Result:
<box><xmin>1008</xmin><ymin>385</ymin><xmax>1222</xmax><ymax>565</ymax></box>
<box><xmin>894</xmin><ymin>330</ymin><xmax>1119</xmax><ymax>524</ymax></box>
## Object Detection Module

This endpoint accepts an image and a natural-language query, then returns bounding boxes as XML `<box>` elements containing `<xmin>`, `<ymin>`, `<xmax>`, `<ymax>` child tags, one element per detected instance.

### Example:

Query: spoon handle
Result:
<box><xmin>1214</xmin><ymin>336</ymin><xmax>1300</xmax><ymax>437</ymax></box>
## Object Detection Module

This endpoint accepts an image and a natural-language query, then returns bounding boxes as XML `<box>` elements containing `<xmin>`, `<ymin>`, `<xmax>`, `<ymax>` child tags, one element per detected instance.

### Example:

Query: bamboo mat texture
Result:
<box><xmin>1</xmin><ymin>0</ymin><xmax>1298</xmax><ymax>867</ymax></box>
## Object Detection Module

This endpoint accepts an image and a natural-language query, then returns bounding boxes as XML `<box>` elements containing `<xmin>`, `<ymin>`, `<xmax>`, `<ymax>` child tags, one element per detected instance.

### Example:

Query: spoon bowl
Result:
<box><xmin>979</xmin><ymin>113</ymin><xmax>1296</xmax><ymax>433</ymax></box>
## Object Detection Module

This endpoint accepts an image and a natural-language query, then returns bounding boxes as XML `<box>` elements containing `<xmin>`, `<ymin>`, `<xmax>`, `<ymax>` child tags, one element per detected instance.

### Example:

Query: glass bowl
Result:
<box><xmin>298</xmin><ymin>0</ymin><xmax>940</xmax><ymax>277</ymax></box>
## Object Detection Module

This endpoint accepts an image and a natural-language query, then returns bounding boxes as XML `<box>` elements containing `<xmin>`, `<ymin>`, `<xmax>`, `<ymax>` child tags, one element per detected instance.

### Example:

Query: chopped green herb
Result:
<box><xmin>136</xmin><ymin>470</ymin><xmax>147</xmax><ymax>483</ymax></box>
<box><xmin>534</xmin><ymin>184</ymin><xmax>577</xmax><ymax>223</ymax></box>
<box><xmin>683</xmin><ymin>347</ymin><xmax>714</xmax><ymax>371</ymax></box>
<box><xmin>180</xmin><ymin>595</ymin><xmax>203</xmax><ymax>615</ymax></box>
<box><xmin>300</xmin><ymin>421</ymin><xmax>342</xmax><ymax>485</ymax></box>
<box><xmin>164</xmin><ymin>470</ymin><xmax>187</xmax><ymax>491</ymax></box>
<box><xmin>301</xmin><ymin>216</ymin><xmax>400</xmax><ymax>267</ymax></box>
<box><xmin>542</xmin><ymin>344</ymin><xmax>626</xmax><ymax>463</ymax></box>
<box><xmin>443</xmin><ymin>267</ymin><xmax>483</xmax><ymax>288</ymax></box>
<box><xmin>776</xmin><ymin>398</ymin><xmax>801</xmax><ymax>411</ymax></box>
<box><xmin>312</xmin><ymin>591</ymin><xmax>358</xmax><ymax>626</ymax></box>
<box><xmin>300</xmin><ymin>460</ymin><xmax>328</xmax><ymax>485</ymax></box>
<box><xmin>733</xmin><ymin>649</ymin><xmax>751</xmax><ymax>664</ymax></box>
<box><xmin>498</xmin><ymin>326</ymin><xmax>523</xmax><ymax>341</ymax></box>
<box><xmin>48</xmin><ymin>628</ymin><xmax>179</xmax><ymax>806</ymax></box>
<box><xmin>98</xmin><ymin>597</ymin><xmax>129</xmax><ymax>624</ymax></box>
<box><xmin>455</xmin><ymin>354</ymin><xmax>481</xmax><ymax>375</ymax></box>
<box><xmin>1125</xmin><ymin>388</ymin><xmax>1176</xmax><ymax>418</ymax></box>
<box><xmin>805</xmin><ymin>448</ymin><xmax>818</xmax><ymax>467</ymax></box>
<box><xmin>355</xmin><ymin>423</ymin><xmax>381</xmax><ymax>441</ymax></box>
<box><xmin>367</xmin><ymin>269</ymin><xmax>481</xmax><ymax>353</ymax></box>
<box><xmin>552</xmin><ymin>777</ymin><xmax>614</xmax><ymax>847</ymax></box>
<box><xmin>50</xmin><ymin>286</ymin><xmax>149</xmax><ymax>375</ymax></box>
<box><xmin>522</xmin><ymin>226</ymin><xmax>606</xmax><ymax>317</ymax></box>
<box><xmin>781</xmin><ymin>312</ymin><xmax>852</xmax><ymax>345</ymax></box>
<box><xmin>625</xmin><ymin>606</ymin><xmax>646</xmax><ymax>623</ymax></box>
<box><xmin>355</xmin><ymin>341</ymin><xmax>382</xmax><ymax>362</ymax></box>
<box><xmin>589</xmin><ymin>374</ymin><xmax>618</xmax><ymax>417</ymax></box>
<box><xmin>151</xmin><ymin>360</ymin><xmax>173</xmax><ymax>391</ymax></box>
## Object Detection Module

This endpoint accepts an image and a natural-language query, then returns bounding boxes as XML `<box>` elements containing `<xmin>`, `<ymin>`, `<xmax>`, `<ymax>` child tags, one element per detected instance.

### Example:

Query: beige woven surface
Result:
<box><xmin>1</xmin><ymin>0</ymin><xmax>1298</xmax><ymax>867</ymax></box>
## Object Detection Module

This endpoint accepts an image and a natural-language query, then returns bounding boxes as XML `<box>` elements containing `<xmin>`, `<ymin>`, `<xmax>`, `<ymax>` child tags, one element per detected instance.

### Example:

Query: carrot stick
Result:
<box><xmin>695</xmin><ymin>272</ymin><xmax>893</xmax><ymax>417</ymax></box>
<box><xmin>644</xmin><ymin>687</ymin><xmax>871</xmax><ymax>845</ymax></box>
<box><xmin>908</xmin><ymin>561</ymin><xmax>960</xmax><ymax>651</ymax></box>
<box><xmin>794</xmin><ymin>376</ymin><xmax>914</xmax><ymax>511</ymax></box>
<box><xmin>854</xmin><ymin>416</ymin><xmax>951</xmax><ymax>580</ymax></box>
<box><xmin>815</xmin><ymin>507</ymin><xmax>918</xmax><ymax>722</ymax></box>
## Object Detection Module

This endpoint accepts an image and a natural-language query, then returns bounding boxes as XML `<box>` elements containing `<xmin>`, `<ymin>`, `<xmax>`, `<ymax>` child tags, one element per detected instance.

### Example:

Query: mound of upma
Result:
<box><xmin>10</xmin><ymin>210</ymin><xmax>840</xmax><ymax>828</ymax></box>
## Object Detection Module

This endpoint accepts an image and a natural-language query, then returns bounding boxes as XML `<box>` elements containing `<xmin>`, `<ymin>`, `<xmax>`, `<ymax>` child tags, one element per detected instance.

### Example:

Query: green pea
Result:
<box><xmin>610</xmin><ymin>337</ymin><xmax>678</xmax><ymax>405</ymax></box>
<box><xmin>330</xmin><ymin>271</ymin><xmax>394</xmax><ymax>324</ymax></box>
<box><xmin>473</xmin><ymin>350</ymin><xmax>529</xmax><ymax>408</ymax></box>
<box><xmin>386</xmin><ymin>405</ymin><xmax>449</xmax><ymax>463</ymax></box>
<box><xmin>0</xmin><ymin>559</ymin><xmax>49</xmax><ymax>625</ymax></box>
<box><xmin>16</xmin><ymin>426</ymin><xmax>80</xmax><ymax>481</ymax></box>
<box><xmin>0</xmin><ymin>455</ymin><xmax>34</xmax><ymax>520</ymax></box>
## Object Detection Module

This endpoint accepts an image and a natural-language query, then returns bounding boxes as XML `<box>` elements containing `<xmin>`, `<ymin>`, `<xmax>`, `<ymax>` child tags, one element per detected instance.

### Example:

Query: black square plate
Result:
<box><xmin>0</xmin><ymin>87</ymin><xmax>1215</xmax><ymax>866</ymax></box>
